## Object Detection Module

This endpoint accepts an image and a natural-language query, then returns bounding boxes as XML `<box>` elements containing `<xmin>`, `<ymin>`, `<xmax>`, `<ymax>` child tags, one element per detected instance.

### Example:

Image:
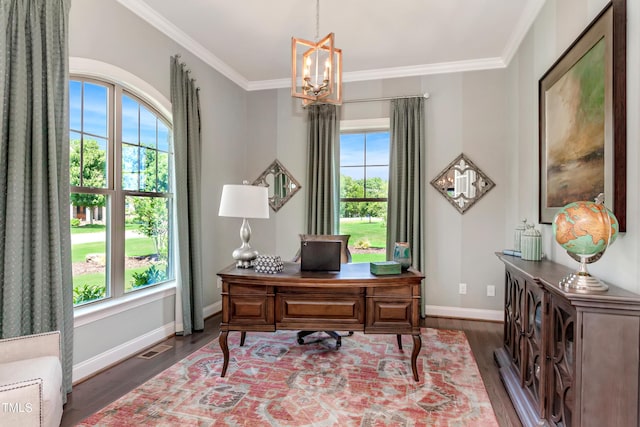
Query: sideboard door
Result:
<box><xmin>523</xmin><ymin>280</ymin><xmax>548</xmax><ymax>418</ymax></box>
<box><xmin>546</xmin><ymin>295</ymin><xmax>575</xmax><ymax>427</ymax></box>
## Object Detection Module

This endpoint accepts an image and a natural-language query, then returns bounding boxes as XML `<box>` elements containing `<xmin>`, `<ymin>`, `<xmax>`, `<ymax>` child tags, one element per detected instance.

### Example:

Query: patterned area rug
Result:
<box><xmin>78</xmin><ymin>329</ymin><xmax>498</xmax><ymax>426</ymax></box>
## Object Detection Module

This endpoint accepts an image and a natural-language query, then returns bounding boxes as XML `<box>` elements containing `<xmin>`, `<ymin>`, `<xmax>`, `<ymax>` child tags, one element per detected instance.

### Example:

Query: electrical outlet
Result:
<box><xmin>459</xmin><ymin>283</ymin><xmax>467</xmax><ymax>295</ymax></box>
<box><xmin>487</xmin><ymin>285</ymin><xmax>496</xmax><ymax>297</ymax></box>
<box><xmin>216</xmin><ymin>277</ymin><xmax>222</xmax><ymax>290</ymax></box>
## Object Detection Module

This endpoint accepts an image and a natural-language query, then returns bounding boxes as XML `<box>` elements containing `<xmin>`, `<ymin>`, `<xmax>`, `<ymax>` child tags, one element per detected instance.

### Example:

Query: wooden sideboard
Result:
<box><xmin>217</xmin><ymin>262</ymin><xmax>424</xmax><ymax>380</ymax></box>
<box><xmin>495</xmin><ymin>253</ymin><xmax>640</xmax><ymax>427</ymax></box>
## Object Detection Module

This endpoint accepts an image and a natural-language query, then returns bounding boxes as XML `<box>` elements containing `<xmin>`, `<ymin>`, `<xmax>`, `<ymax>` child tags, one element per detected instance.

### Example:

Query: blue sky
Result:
<box><xmin>70</xmin><ymin>81</ymin><xmax>170</xmax><ymax>152</ymax></box>
<box><xmin>340</xmin><ymin>131</ymin><xmax>389</xmax><ymax>180</ymax></box>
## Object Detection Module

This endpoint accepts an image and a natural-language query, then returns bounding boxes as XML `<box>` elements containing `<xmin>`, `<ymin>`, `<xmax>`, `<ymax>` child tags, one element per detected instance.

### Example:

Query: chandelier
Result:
<box><xmin>291</xmin><ymin>0</ymin><xmax>342</xmax><ymax>106</ymax></box>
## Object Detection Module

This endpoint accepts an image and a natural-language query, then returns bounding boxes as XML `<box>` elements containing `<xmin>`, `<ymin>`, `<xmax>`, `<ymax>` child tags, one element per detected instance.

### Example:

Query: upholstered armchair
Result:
<box><xmin>0</xmin><ymin>331</ymin><xmax>63</xmax><ymax>427</ymax></box>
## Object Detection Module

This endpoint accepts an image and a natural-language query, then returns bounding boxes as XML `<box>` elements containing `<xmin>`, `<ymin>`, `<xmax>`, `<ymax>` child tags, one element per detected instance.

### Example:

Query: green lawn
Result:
<box><xmin>339</xmin><ymin>218</ymin><xmax>386</xmax><ymax>248</ymax></box>
<box><xmin>72</xmin><ymin>238</ymin><xmax>155</xmax><ymax>263</ymax></box>
<box><xmin>71</xmin><ymin>223</ymin><xmax>141</xmax><ymax>234</ymax></box>
<box><xmin>351</xmin><ymin>252</ymin><xmax>386</xmax><ymax>263</ymax></box>
<box><xmin>70</xmin><ymin>224</ymin><xmax>107</xmax><ymax>234</ymax></box>
<box><xmin>339</xmin><ymin>218</ymin><xmax>388</xmax><ymax>263</ymax></box>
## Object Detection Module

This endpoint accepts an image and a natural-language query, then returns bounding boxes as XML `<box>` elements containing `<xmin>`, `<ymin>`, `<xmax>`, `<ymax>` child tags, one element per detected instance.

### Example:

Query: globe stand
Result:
<box><xmin>560</xmin><ymin>253</ymin><xmax>608</xmax><ymax>293</ymax></box>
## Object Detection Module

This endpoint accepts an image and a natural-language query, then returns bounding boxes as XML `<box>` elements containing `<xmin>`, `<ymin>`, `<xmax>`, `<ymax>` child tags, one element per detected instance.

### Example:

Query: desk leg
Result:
<box><xmin>411</xmin><ymin>334</ymin><xmax>421</xmax><ymax>382</ymax></box>
<box><xmin>219</xmin><ymin>331</ymin><xmax>229</xmax><ymax>377</ymax></box>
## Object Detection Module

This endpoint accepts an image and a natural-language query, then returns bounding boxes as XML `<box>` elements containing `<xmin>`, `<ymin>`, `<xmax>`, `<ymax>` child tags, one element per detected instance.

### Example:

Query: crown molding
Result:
<box><xmin>115</xmin><ymin>0</ymin><xmax>249</xmax><ymax>90</ymax></box>
<box><xmin>246</xmin><ymin>57</ymin><xmax>507</xmax><ymax>91</ymax></box>
<box><xmin>117</xmin><ymin>0</ymin><xmax>541</xmax><ymax>92</ymax></box>
<box><xmin>501</xmin><ymin>0</ymin><xmax>547</xmax><ymax>66</ymax></box>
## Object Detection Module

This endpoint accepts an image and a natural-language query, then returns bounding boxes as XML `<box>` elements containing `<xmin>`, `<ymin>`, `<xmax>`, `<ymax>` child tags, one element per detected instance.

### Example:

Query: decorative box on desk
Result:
<box><xmin>494</xmin><ymin>252</ymin><xmax>640</xmax><ymax>427</ymax></box>
<box><xmin>370</xmin><ymin>261</ymin><xmax>401</xmax><ymax>275</ymax></box>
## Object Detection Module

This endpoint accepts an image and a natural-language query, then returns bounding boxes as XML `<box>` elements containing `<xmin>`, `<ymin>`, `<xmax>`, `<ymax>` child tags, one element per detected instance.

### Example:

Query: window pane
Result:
<box><xmin>140</xmin><ymin>148</ymin><xmax>157</xmax><ymax>192</ymax></box>
<box><xmin>364</xmin><ymin>167</ymin><xmax>388</xmax><ymax>198</ymax></box>
<box><xmin>122</xmin><ymin>95</ymin><xmax>139</xmax><ymax>144</ymax></box>
<box><xmin>140</xmin><ymin>106</ymin><xmax>157</xmax><ymax>148</ymax></box>
<box><xmin>81</xmin><ymin>137</ymin><xmax>108</xmax><ymax>189</ymax></box>
<box><xmin>83</xmin><ymin>83</ymin><xmax>108</xmax><ymax>137</ymax></box>
<box><xmin>70</xmin><ymin>133</ymin><xmax>82</xmax><ymax>186</ymax></box>
<box><xmin>339</xmin><ymin>202</ymin><xmax>387</xmax><ymax>263</ymax></box>
<box><xmin>70</xmin><ymin>81</ymin><xmax>82</xmax><ymax>131</ymax></box>
<box><xmin>158</xmin><ymin>121</ymin><xmax>170</xmax><ymax>152</ymax></box>
<box><xmin>340</xmin><ymin>133</ymin><xmax>365</xmax><ymax>166</ymax></box>
<box><xmin>122</xmin><ymin>144</ymin><xmax>139</xmax><ymax>190</ymax></box>
<box><xmin>71</xmin><ymin>192</ymin><xmax>109</xmax><ymax>306</ymax></box>
<box><xmin>340</xmin><ymin>168</ymin><xmax>364</xmax><ymax>198</ymax></box>
<box><xmin>366</xmin><ymin>132</ymin><xmax>390</xmax><ymax>165</ymax></box>
<box><xmin>124</xmin><ymin>196</ymin><xmax>173</xmax><ymax>292</ymax></box>
<box><xmin>157</xmin><ymin>152</ymin><xmax>170</xmax><ymax>192</ymax></box>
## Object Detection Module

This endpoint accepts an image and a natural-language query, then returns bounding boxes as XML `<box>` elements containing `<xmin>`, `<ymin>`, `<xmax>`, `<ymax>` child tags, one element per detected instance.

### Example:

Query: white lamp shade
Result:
<box><xmin>218</xmin><ymin>184</ymin><xmax>270</xmax><ymax>219</ymax></box>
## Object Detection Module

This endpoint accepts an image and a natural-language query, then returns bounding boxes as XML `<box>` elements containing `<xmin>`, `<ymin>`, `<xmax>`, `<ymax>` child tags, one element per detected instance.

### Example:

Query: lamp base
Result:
<box><xmin>560</xmin><ymin>272</ymin><xmax>608</xmax><ymax>293</ymax></box>
<box><xmin>232</xmin><ymin>246</ymin><xmax>258</xmax><ymax>269</ymax></box>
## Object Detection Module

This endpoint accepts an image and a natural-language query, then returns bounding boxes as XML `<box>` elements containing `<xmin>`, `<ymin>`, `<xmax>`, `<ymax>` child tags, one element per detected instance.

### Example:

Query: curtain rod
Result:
<box><xmin>343</xmin><ymin>92</ymin><xmax>430</xmax><ymax>104</ymax></box>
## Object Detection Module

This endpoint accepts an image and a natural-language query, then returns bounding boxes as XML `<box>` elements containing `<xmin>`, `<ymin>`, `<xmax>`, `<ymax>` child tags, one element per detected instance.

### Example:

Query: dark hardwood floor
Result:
<box><xmin>61</xmin><ymin>315</ymin><xmax>521</xmax><ymax>427</ymax></box>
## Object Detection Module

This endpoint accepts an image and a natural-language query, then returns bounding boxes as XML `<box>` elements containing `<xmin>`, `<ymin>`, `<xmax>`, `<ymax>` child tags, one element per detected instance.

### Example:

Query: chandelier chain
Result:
<box><xmin>315</xmin><ymin>0</ymin><xmax>320</xmax><ymax>40</ymax></box>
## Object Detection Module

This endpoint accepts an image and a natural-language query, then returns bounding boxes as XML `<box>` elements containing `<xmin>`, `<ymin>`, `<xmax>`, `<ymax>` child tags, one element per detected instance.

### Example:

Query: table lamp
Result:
<box><xmin>218</xmin><ymin>182</ymin><xmax>269</xmax><ymax>268</ymax></box>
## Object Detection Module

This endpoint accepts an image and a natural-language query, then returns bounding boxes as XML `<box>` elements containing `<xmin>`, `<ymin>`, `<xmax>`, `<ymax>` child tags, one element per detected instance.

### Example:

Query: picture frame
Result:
<box><xmin>538</xmin><ymin>0</ymin><xmax>626</xmax><ymax>231</ymax></box>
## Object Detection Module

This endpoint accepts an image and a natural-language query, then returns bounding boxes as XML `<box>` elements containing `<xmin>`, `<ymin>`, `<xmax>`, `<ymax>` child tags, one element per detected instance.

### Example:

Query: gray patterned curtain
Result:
<box><xmin>387</xmin><ymin>97</ymin><xmax>426</xmax><ymax>315</ymax></box>
<box><xmin>170</xmin><ymin>56</ymin><xmax>204</xmax><ymax>335</ymax></box>
<box><xmin>0</xmin><ymin>0</ymin><xmax>73</xmax><ymax>398</ymax></box>
<box><xmin>306</xmin><ymin>104</ymin><xmax>339</xmax><ymax>234</ymax></box>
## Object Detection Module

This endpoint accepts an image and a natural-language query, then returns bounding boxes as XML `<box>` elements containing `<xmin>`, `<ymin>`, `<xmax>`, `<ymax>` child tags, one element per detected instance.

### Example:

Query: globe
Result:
<box><xmin>552</xmin><ymin>198</ymin><xmax>618</xmax><ymax>292</ymax></box>
<box><xmin>553</xmin><ymin>200</ymin><xmax>619</xmax><ymax>257</ymax></box>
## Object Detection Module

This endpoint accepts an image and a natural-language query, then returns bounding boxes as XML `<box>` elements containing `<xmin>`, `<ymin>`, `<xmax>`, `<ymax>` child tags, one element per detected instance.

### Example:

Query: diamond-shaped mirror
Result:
<box><xmin>253</xmin><ymin>159</ymin><xmax>301</xmax><ymax>212</ymax></box>
<box><xmin>430</xmin><ymin>153</ymin><xmax>495</xmax><ymax>214</ymax></box>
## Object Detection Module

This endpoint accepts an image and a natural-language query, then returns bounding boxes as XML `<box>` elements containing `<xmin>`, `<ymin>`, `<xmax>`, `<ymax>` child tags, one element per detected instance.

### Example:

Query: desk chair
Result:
<box><xmin>293</xmin><ymin>234</ymin><xmax>354</xmax><ymax>348</ymax></box>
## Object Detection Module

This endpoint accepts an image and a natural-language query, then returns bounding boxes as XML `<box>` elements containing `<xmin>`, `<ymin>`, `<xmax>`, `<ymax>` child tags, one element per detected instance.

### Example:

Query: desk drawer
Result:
<box><xmin>276</xmin><ymin>294</ymin><xmax>364</xmax><ymax>326</ymax></box>
<box><xmin>228</xmin><ymin>296</ymin><xmax>274</xmax><ymax>325</ymax></box>
<box><xmin>366</xmin><ymin>299</ymin><xmax>412</xmax><ymax>329</ymax></box>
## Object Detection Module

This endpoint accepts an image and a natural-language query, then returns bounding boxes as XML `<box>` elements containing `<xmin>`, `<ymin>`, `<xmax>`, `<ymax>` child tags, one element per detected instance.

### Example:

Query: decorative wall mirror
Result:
<box><xmin>253</xmin><ymin>159</ymin><xmax>302</xmax><ymax>212</ymax></box>
<box><xmin>430</xmin><ymin>153</ymin><xmax>495</xmax><ymax>214</ymax></box>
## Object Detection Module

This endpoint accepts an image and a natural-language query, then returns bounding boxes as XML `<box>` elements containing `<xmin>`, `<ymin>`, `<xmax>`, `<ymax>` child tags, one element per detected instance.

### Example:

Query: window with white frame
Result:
<box><xmin>69</xmin><ymin>77</ymin><xmax>174</xmax><ymax>306</ymax></box>
<box><xmin>339</xmin><ymin>126</ymin><xmax>390</xmax><ymax>262</ymax></box>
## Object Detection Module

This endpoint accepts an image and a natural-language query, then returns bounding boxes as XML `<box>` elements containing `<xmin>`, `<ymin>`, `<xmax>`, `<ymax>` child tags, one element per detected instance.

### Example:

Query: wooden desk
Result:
<box><xmin>217</xmin><ymin>262</ymin><xmax>424</xmax><ymax>381</ymax></box>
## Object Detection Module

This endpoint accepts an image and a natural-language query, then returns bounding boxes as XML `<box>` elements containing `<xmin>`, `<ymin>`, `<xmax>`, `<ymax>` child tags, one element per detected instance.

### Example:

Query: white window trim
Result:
<box><xmin>74</xmin><ymin>281</ymin><xmax>176</xmax><ymax>327</ymax></box>
<box><xmin>70</xmin><ymin>57</ymin><xmax>177</xmax><ymax>321</ymax></box>
<box><xmin>70</xmin><ymin>57</ymin><xmax>171</xmax><ymax>119</ymax></box>
<box><xmin>340</xmin><ymin>118</ymin><xmax>390</xmax><ymax>132</ymax></box>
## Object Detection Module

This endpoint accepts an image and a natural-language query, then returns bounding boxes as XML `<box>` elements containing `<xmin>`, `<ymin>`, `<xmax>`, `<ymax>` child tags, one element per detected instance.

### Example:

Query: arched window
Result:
<box><xmin>69</xmin><ymin>76</ymin><xmax>174</xmax><ymax>306</ymax></box>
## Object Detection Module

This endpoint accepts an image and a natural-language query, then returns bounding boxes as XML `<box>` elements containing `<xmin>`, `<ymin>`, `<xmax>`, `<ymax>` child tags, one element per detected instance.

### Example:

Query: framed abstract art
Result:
<box><xmin>538</xmin><ymin>0</ymin><xmax>626</xmax><ymax>231</ymax></box>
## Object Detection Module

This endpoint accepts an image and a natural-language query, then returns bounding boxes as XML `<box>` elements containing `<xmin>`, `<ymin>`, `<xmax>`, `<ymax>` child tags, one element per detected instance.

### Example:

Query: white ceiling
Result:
<box><xmin>116</xmin><ymin>0</ymin><xmax>546</xmax><ymax>91</ymax></box>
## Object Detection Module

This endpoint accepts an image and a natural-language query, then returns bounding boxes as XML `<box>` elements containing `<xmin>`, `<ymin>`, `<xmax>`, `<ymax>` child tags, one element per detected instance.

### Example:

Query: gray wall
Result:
<box><xmin>246</xmin><ymin>74</ymin><xmax>511</xmax><ymax>313</ymax></box>
<box><xmin>69</xmin><ymin>0</ymin><xmax>248</xmax><ymax>372</ymax></box>
<box><xmin>67</xmin><ymin>0</ymin><xmax>640</xmax><ymax>377</ymax></box>
<box><xmin>507</xmin><ymin>0</ymin><xmax>640</xmax><ymax>294</ymax></box>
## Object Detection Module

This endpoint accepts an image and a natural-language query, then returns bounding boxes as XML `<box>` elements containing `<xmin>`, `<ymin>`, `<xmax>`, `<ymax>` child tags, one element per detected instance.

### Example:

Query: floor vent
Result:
<box><xmin>137</xmin><ymin>344</ymin><xmax>172</xmax><ymax>360</ymax></box>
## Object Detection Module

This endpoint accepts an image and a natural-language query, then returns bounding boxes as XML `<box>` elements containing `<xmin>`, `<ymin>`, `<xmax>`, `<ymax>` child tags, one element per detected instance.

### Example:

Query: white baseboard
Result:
<box><xmin>204</xmin><ymin>301</ymin><xmax>221</xmax><ymax>319</ymax></box>
<box><xmin>425</xmin><ymin>305</ymin><xmax>503</xmax><ymax>322</ymax></box>
<box><xmin>73</xmin><ymin>301</ymin><xmax>222</xmax><ymax>384</ymax></box>
<box><xmin>72</xmin><ymin>321</ymin><xmax>175</xmax><ymax>384</ymax></box>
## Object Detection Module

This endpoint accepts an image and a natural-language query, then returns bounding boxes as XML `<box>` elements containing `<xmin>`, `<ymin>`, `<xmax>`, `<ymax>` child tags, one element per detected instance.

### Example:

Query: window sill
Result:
<box><xmin>73</xmin><ymin>282</ymin><xmax>177</xmax><ymax>327</ymax></box>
